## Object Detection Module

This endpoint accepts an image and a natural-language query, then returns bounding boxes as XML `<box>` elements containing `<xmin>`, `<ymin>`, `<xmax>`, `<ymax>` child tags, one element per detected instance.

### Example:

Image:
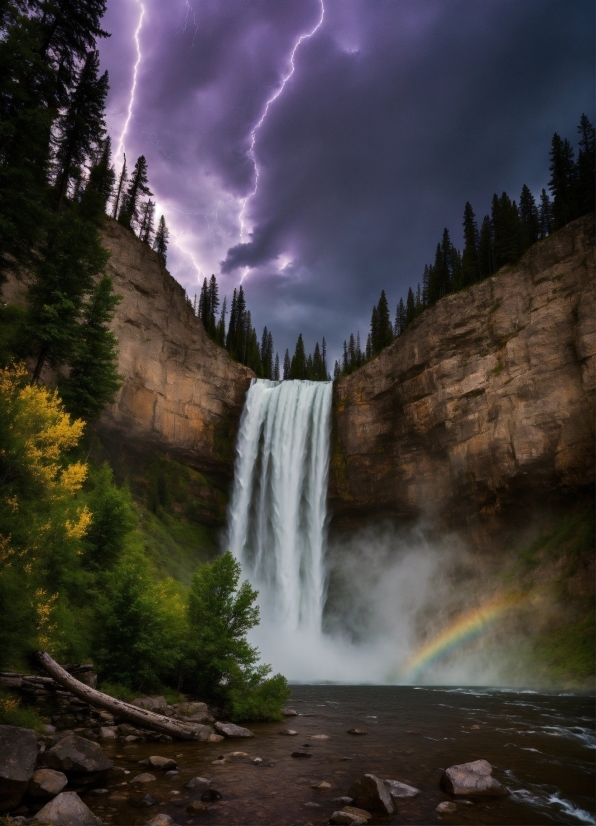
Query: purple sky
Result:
<box><xmin>99</xmin><ymin>0</ymin><xmax>594</xmax><ymax>364</ymax></box>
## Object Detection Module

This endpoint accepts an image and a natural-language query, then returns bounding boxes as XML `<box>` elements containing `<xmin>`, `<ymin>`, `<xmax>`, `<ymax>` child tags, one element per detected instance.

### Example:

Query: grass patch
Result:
<box><xmin>0</xmin><ymin>690</ymin><xmax>48</xmax><ymax>731</ymax></box>
<box><xmin>532</xmin><ymin>609</ymin><xmax>595</xmax><ymax>683</ymax></box>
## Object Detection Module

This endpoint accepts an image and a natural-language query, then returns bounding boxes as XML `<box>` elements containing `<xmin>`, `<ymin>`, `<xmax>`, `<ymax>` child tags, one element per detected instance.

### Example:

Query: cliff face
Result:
<box><xmin>96</xmin><ymin>220</ymin><xmax>253</xmax><ymax>495</ymax></box>
<box><xmin>329</xmin><ymin>216</ymin><xmax>595</xmax><ymax>532</ymax></box>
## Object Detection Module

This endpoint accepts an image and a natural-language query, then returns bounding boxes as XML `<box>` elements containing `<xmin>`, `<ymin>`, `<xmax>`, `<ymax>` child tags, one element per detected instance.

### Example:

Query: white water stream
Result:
<box><xmin>227</xmin><ymin>379</ymin><xmax>333</xmax><ymax>642</ymax></box>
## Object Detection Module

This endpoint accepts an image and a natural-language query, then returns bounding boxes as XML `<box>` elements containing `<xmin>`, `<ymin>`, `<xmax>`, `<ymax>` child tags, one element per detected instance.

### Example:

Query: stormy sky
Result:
<box><xmin>99</xmin><ymin>0</ymin><xmax>594</xmax><ymax>363</ymax></box>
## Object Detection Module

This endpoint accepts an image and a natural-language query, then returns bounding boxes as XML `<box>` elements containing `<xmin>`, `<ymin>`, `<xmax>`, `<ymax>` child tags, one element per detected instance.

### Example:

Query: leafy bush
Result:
<box><xmin>184</xmin><ymin>551</ymin><xmax>289</xmax><ymax>720</ymax></box>
<box><xmin>0</xmin><ymin>690</ymin><xmax>47</xmax><ymax>730</ymax></box>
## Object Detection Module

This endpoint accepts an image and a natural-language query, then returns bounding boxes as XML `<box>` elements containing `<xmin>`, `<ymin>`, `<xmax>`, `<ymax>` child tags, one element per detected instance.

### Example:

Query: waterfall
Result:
<box><xmin>227</xmin><ymin>379</ymin><xmax>333</xmax><ymax>640</ymax></box>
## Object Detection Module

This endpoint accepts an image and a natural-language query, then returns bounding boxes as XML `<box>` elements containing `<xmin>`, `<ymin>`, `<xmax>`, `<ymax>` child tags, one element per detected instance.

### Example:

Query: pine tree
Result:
<box><xmin>138</xmin><ymin>199</ymin><xmax>155</xmax><ymax>244</ymax></box>
<box><xmin>394</xmin><ymin>297</ymin><xmax>406</xmax><ymax>336</ymax></box>
<box><xmin>333</xmin><ymin>360</ymin><xmax>341</xmax><ymax>381</ymax></box>
<box><xmin>290</xmin><ymin>334</ymin><xmax>307</xmax><ymax>379</ymax></box>
<box><xmin>460</xmin><ymin>201</ymin><xmax>480</xmax><ymax>287</ymax></box>
<box><xmin>216</xmin><ymin>295</ymin><xmax>227</xmax><ymax>345</ymax></box>
<box><xmin>342</xmin><ymin>339</ymin><xmax>348</xmax><ymax>372</ymax></box>
<box><xmin>153</xmin><ymin>215</ymin><xmax>169</xmax><ymax>266</ymax></box>
<box><xmin>369</xmin><ymin>306</ymin><xmax>379</xmax><ymax>355</ymax></box>
<box><xmin>119</xmin><ymin>154</ymin><xmax>152</xmax><ymax>229</ymax></box>
<box><xmin>478</xmin><ymin>214</ymin><xmax>494</xmax><ymax>278</ymax></box>
<box><xmin>59</xmin><ymin>275</ymin><xmax>122</xmax><ymax>420</ymax></box>
<box><xmin>576</xmin><ymin>114</ymin><xmax>595</xmax><ymax>217</ymax></box>
<box><xmin>53</xmin><ymin>49</ymin><xmax>108</xmax><ymax>211</ymax></box>
<box><xmin>405</xmin><ymin>287</ymin><xmax>416</xmax><ymax>327</ymax></box>
<box><xmin>80</xmin><ymin>136</ymin><xmax>114</xmax><ymax>219</ymax></box>
<box><xmin>548</xmin><ymin>133</ymin><xmax>577</xmax><ymax>229</ymax></box>
<box><xmin>321</xmin><ymin>337</ymin><xmax>328</xmax><ymax>378</ymax></box>
<box><xmin>208</xmin><ymin>274</ymin><xmax>219</xmax><ymax>337</ymax></box>
<box><xmin>491</xmin><ymin>192</ymin><xmax>520</xmax><ymax>268</ymax></box>
<box><xmin>274</xmin><ymin>352</ymin><xmax>280</xmax><ymax>381</ymax></box>
<box><xmin>283</xmin><ymin>349</ymin><xmax>291</xmax><ymax>380</ymax></box>
<box><xmin>111</xmin><ymin>155</ymin><xmax>127</xmax><ymax>218</ymax></box>
<box><xmin>518</xmin><ymin>184</ymin><xmax>539</xmax><ymax>251</ymax></box>
<box><xmin>376</xmin><ymin>289</ymin><xmax>393</xmax><ymax>351</ymax></box>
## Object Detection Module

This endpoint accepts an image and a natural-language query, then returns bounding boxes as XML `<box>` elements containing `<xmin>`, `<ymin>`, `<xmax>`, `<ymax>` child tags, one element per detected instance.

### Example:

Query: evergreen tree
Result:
<box><xmin>342</xmin><ymin>340</ymin><xmax>348</xmax><ymax>373</ymax></box>
<box><xmin>53</xmin><ymin>49</ymin><xmax>108</xmax><ymax>211</ymax></box>
<box><xmin>208</xmin><ymin>274</ymin><xmax>219</xmax><ymax>337</ymax></box>
<box><xmin>59</xmin><ymin>274</ymin><xmax>122</xmax><ymax>420</ymax></box>
<box><xmin>576</xmin><ymin>114</ymin><xmax>595</xmax><ymax>216</ymax></box>
<box><xmin>321</xmin><ymin>337</ymin><xmax>328</xmax><ymax>378</ymax></box>
<box><xmin>283</xmin><ymin>349</ymin><xmax>291</xmax><ymax>380</ymax></box>
<box><xmin>394</xmin><ymin>297</ymin><xmax>406</xmax><ymax>335</ymax></box>
<box><xmin>118</xmin><ymin>154</ymin><xmax>152</xmax><ymax>229</ymax></box>
<box><xmin>538</xmin><ymin>189</ymin><xmax>553</xmax><ymax>238</ymax></box>
<box><xmin>478</xmin><ymin>215</ymin><xmax>494</xmax><ymax>278</ymax></box>
<box><xmin>491</xmin><ymin>192</ymin><xmax>520</xmax><ymax>268</ymax></box>
<box><xmin>111</xmin><ymin>155</ymin><xmax>127</xmax><ymax>218</ymax></box>
<box><xmin>198</xmin><ymin>277</ymin><xmax>209</xmax><ymax>329</ymax></box>
<box><xmin>138</xmin><ymin>199</ymin><xmax>155</xmax><ymax>244</ymax></box>
<box><xmin>405</xmin><ymin>287</ymin><xmax>416</xmax><ymax>326</ymax></box>
<box><xmin>369</xmin><ymin>306</ymin><xmax>379</xmax><ymax>354</ymax></box>
<box><xmin>548</xmin><ymin>133</ymin><xmax>577</xmax><ymax>229</ymax></box>
<box><xmin>290</xmin><ymin>334</ymin><xmax>307</xmax><ymax>379</ymax></box>
<box><xmin>27</xmin><ymin>207</ymin><xmax>109</xmax><ymax>381</ymax></box>
<box><xmin>333</xmin><ymin>360</ymin><xmax>341</xmax><ymax>381</ymax></box>
<box><xmin>460</xmin><ymin>201</ymin><xmax>480</xmax><ymax>287</ymax></box>
<box><xmin>376</xmin><ymin>289</ymin><xmax>393</xmax><ymax>351</ymax></box>
<box><xmin>216</xmin><ymin>295</ymin><xmax>227</xmax><ymax>345</ymax></box>
<box><xmin>516</xmin><ymin>184</ymin><xmax>538</xmax><ymax>252</ymax></box>
<box><xmin>153</xmin><ymin>215</ymin><xmax>169</xmax><ymax>266</ymax></box>
<box><xmin>80</xmin><ymin>136</ymin><xmax>114</xmax><ymax>219</ymax></box>
<box><xmin>274</xmin><ymin>352</ymin><xmax>280</xmax><ymax>381</ymax></box>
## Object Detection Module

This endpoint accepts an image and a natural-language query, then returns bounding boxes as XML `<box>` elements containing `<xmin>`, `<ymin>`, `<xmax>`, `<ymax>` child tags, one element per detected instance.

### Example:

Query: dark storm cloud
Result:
<box><xmin>100</xmin><ymin>0</ymin><xmax>594</xmax><ymax>360</ymax></box>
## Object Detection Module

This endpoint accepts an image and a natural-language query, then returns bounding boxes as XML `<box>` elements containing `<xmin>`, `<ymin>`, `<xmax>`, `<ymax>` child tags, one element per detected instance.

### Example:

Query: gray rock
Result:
<box><xmin>341</xmin><ymin>806</ymin><xmax>372</xmax><ymax>822</ymax></box>
<box><xmin>187</xmin><ymin>723</ymin><xmax>214</xmax><ymax>741</ymax></box>
<box><xmin>281</xmin><ymin>708</ymin><xmax>298</xmax><ymax>716</ymax></box>
<box><xmin>98</xmin><ymin>728</ymin><xmax>116</xmax><ymax>740</ymax></box>
<box><xmin>0</xmin><ymin>725</ymin><xmax>38</xmax><ymax>812</ymax></box>
<box><xmin>42</xmin><ymin>734</ymin><xmax>112</xmax><ymax>784</ymax></box>
<box><xmin>173</xmin><ymin>702</ymin><xmax>213</xmax><ymax>724</ymax></box>
<box><xmin>347</xmin><ymin>728</ymin><xmax>367</xmax><ymax>735</ymax></box>
<box><xmin>186</xmin><ymin>800</ymin><xmax>207</xmax><ymax>814</ymax></box>
<box><xmin>441</xmin><ymin>760</ymin><xmax>508</xmax><ymax>797</ymax></box>
<box><xmin>213</xmin><ymin>722</ymin><xmax>254</xmax><ymax>738</ymax></box>
<box><xmin>332</xmin><ymin>797</ymin><xmax>354</xmax><ymax>805</ymax></box>
<box><xmin>303</xmin><ymin>801</ymin><xmax>321</xmax><ymax>808</ymax></box>
<box><xmin>279</xmin><ymin>729</ymin><xmax>298</xmax><ymax>735</ymax></box>
<box><xmin>34</xmin><ymin>791</ymin><xmax>102</xmax><ymax>825</ymax></box>
<box><xmin>348</xmin><ymin>774</ymin><xmax>394</xmax><ymax>814</ymax></box>
<box><xmin>144</xmin><ymin>815</ymin><xmax>175</xmax><ymax>826</ymax></box>
<box><xmin>185</xmin><ymin>777</ymin><xmax>211</xmax><ymax>793</ymax></box>
<box><xmin>146</xmin><ymin>756</ymin><xmax>177</xmax><ymax>771</ymax></box>
<box><xmin>208</xmin><ymin>733</ymin><xmax>224</xmax><ymax>743</ymax></box>
<box><xmin>29</xmin><ymin>769</ymin><xmax>68</xmax><ymax>799</ymax></box>
<box><xmin>252</xmin><ymin>758</ymin><xmax>263</xmax><ymax>765</ymax></box>
<box><xmin>131</xmin><ymin>696</ymin><xmax>168</xmax><ymax>713</ymax></box>
<box><xmin>329</xmin><ymin>813</ymin><xmax>367</xmax><ymax>826</ymax></box>
<box><xmin>131</xmin><ymin>773</ymin><xmax>157</xmax><ymax>784</ymax></box>
<box><xmin>436</xmin><ymin>801</ymin><xmax>457</xmax><ymax>813</ymax></box>
<box><xmin>384</xmin><ymin>779</ymin><xmax>420</xmax><ymax>799</ymax></box>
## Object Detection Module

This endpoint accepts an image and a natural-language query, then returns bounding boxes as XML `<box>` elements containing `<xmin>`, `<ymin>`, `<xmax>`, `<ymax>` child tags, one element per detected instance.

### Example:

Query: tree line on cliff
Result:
<box><xmin>0</xmin><ymin>0</ymin><xmax>288</xmax><ymax>723</ymax></box>
<box><xmin>335</xmin><ymin>115</ymin><xmax>595</xmax><ymax>378</ymax></box>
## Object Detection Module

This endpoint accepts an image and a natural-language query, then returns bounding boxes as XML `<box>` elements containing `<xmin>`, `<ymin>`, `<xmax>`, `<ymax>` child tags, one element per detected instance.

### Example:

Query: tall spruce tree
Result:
<box><xmin>548</xmin><ymin>133</ymin><xmax>577</xmax><ymax>229</ymax></box>
<box><xmin>290</xmin><ymin>334</ymin><xmax>307</xmax><ymax>379</ymax></box>
<box><xmin>59</xmin><ymin>274</ymin><xmax>122</xmax><ymax>420</ymax></box>
<box><xmin>138</xmin><ymin>199</ymin><xmax>155</xmax><ymax>244</ymax></box>
<box><xmin>153</xmin><ymin>214</ymin><xmax>169</xmax><ymax>265</ymax></box>
<box><xmin>118</xmin><ymin>154</ymin><xmax>152</xmax><ymax>229</ymax></box>
<box><xmin>460</xmin><ymin>201</ymin><xmax>480</xmax><ymax>287</ymax></box>
<box><xmin>394</xmin><ymin>297</ymin><xmax>406</xmax><ymax>335</ymax></box>
<box><xmin>405</xmin><ymin>287</ymin><xmax>416</xmax><ymax>326</ymax></box>
<box><xmin>478</xmin><ymin>215</ymin><xmax>494</xmax><ymax>278</ymax></box>
<box><xmin>111</xmin><ymin>155</ymin><xmax>127</xmax><ymax>218</ymax></box>
<box><xmin>376</xmin><ymin>289</ymin><xmax>393</xmax><ymax>351</ymax></box>
<box><xmin>518</xmin><ymin>184</ymin><xmax>539</xmax><ymax>251</ymax></box>
<box><xmin>283</xmin><ymin>349</ymin><xmax>291</xmax><ymax>380</ymax></box>
<box><xmin>274</xmin><ymin>352</ymin><xmax>280</xmax><ymax>381</ymax></box>
<box><xmin>53</xmin><ymin>49</ymin><xmax>108</xmax><ymax>211</ymax></box>
<box><xmin>491</xmin><ymin>192</ymin><xmax>520</xmax><ymax>268</ymax></box>
<box><xmin>80</xmin><ymin>136</ymin><xmax>114</xmax><ymax>219</ymax></box>
<box><xmin>576</xmin><ymin>114</ymin><xmax>595</xmax><ymax>216</ymax></box>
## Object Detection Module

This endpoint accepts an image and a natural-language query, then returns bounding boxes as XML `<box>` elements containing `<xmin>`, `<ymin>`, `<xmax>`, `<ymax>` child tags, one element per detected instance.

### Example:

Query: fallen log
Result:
<box><xmin>37</xmin><ymin>651</ymin><xmax>201</xmax><ymax>740</ymax></box>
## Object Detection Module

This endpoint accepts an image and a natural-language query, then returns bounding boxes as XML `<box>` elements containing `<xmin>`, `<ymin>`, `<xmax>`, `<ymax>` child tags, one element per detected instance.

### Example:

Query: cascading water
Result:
<box><xmin>227</xmin><ymin>379</ymin><xmax>333</xmax><ymax>645</ymax></box>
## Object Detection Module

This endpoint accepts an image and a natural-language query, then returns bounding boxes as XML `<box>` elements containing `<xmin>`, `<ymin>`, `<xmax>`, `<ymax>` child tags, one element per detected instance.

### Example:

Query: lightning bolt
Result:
<box><xmin>238</xmin><ymin>0</ymin><xmax>325</xmax><ymax>244</ymax></box>
<box><xmin>115</xmin><ymin>0</ymin><xmax>146</xmax><ymax>164</ymax></box>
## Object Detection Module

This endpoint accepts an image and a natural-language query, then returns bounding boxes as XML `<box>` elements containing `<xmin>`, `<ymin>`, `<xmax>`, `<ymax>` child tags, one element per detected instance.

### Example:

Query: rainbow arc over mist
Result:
<box><xmin>400</xmin><ymin>593</ymin><xmax>524</xmax><ymax>680</ymax></box>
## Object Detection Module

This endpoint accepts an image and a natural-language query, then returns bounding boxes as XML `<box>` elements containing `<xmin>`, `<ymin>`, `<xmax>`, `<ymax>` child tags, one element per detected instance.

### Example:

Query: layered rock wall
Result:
<box><xmin>329</xmin><ymin>216</ymin><xmax>595</xmax><ymax>531</ymax></box>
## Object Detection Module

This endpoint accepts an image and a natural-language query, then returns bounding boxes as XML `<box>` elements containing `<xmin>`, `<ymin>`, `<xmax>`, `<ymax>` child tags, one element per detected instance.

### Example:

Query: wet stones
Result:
<box><xmin>436</xmin><ymin>801</ymin><xmax>457</xmax><ymax>813</ymax></box>
<box><xmin>145</xmin><ymin>756</ymin><xmax>177</xmax><ymax>771</ymax></box>
<box><xmin>185</xmin><ymin>777</ymin><xmax>211</xmax><ymax>793</ymax></box>
<box><xmin>279</xmin><ymin>729</ymin><xmax>298</xmax><ymax>735</ymax></box>
<box><xmin>441</xmin><ymin>759</ymin><xmax>508</xmax><ymax>797</ymax></box>
<box><xmin>384</xmin><ymin>779</ymin><xmax>420</xmax><ymax>799</ymax></box>
<box><xmin>329</xmin><ymin>812</ymin><xmax>368</xmax><ymax>826</ymax></box>
<box><xmin>29</xmin><ymin>769</ymin><xmax>68</xmax><ymax>799</ymax></box>
<box><xmin>131</xmin><ymin>773</ymin><xmax>157</xmax><ymax>784</ymax></box>
<box><xmin>347</xmin><ymin>729</ymin><xmax>367</xmax><ymax>735</ymax></box>
<box><xmin>144</xmin><ymin>815</ymin><xmax>175</xmax><ymax>826</ymax></box>
<box><xmin>42</xmin><ymin>734</ymin><xmax>112</xmax><ymax>786</ymax></box>
<box><xmin>281</xmin><ymin>708</ymin><xmax>298</xmax><ymax>716</ymax></box>
<box><xmin>0</xmin><ymin>725</ymin><xmax>38</xmax><ymax>812</ymax></box>
<box><xmin>348</xmin><ymin>774</ymin><xmax>394</xmax><ymax>814</ymax></box>
<box><xmin>34</xmin><ymin>791</ymin><xmax>102</xmax><ymax>826</ymax></box>
<box><xmin>291</xmin><ymin>751</ymin><xmax>312</xmax><ymax>759</ymax></box>
<box><xmin>213</xmin><ymin>722</ymin><xmax>254</xmax><ymax>738</ymax></box>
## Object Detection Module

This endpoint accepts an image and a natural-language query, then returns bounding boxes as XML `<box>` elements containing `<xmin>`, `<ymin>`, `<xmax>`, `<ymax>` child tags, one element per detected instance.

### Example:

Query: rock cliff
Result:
<box><xmin>329</xmin><ymin>215</ymin><xmax>595</xmax><ymax>532</ymax></box>
<box><xmin>95</xmin><ymin>220</ymin><xmax>253</xmax><ymax>498</ymax></box>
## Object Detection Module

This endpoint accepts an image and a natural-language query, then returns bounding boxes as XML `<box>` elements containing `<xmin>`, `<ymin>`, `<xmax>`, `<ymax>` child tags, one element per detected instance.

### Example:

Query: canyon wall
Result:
<box><xmin>329</xmin><ymin>215</ymin><xmax>595</xmax><ymax>533</ymax></box>
<box><xmin>95</xmin><ymin>220</ymin><xmax>253</xmax><ymax>500</ymax></box>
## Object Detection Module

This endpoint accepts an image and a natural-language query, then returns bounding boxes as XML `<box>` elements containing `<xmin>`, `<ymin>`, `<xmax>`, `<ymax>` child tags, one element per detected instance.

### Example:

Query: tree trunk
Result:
<box><xmin>37</xmin><ymin>651</ymin><xmax>201</xmax><ymax>740</ymax></box>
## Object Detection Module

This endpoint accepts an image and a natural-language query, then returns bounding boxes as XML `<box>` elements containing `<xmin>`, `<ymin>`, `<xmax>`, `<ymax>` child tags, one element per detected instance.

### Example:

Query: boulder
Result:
<box><xmin>98</xmin><ymin>728</ymin><xmax>116</xmax><ymax>740</ymax></box>
<box><xmin>436</xmin><ymin>801</ymin><xmax>457</xmax><ymax>813</ymax></box>
<box><xmin>186</xmin><ymin>800</ymin><xmax>208</xmax><ymax>814</ymax></box>
<box><xmin>34</xmin><ymin>791</ymin><xmax>102</xmax><ymax>825</ymax></box>
<box><xmin>42</xmin><ymin>734</ymin><xmax>112</xmax><ymax>785</ymax></box>
<box><xmin>311</xmin><ymin>781</ymin><xmax>331</xmax><ymax>789</ymax></box>
<box><xmin>173</xmin><ymin>702</ymin><xmax>213</xmax><ymax>723</ymax></box>
<box><xmin>348</xmin><ymin>774</ymin><xmax>393</xmax><ymax>814</ymax></box>
<box><xmin>279</xmin><ymin>729</ymin><xmax>298</xmax><ymax>736</ymax></box>
<box><xmin>146</xmin><ymin>756</ymin><xmax>177</xmax><ymax>771</ymax></box>
<box><xmin>329</xmin><ymin>813</ymin><xmax>367</xmax><ymax>826</ymax></box>
<box><xmin>347</xmin><ymin>729</ymin><xmax>367</xmax><ymax>735</ymax></box>
<box><xmin>131</xmin><ymin>696</ymin><xmax>168</xmax><ymax>713</ymax></box>
<box><xmin>185</xmin><ymin>777</ymin><xmax>211</xmax><ymax>793</ymax></box>
<box><xmin>341</xmin><ymin>806</ymin><xmax>373</xmax><ymax>822</ymax></box>
<box><xmin>441</xmin><ymin>760</ymin><xmax>508</xmax><ymax>797</ymax></box>
<box><xmin>0</xmin><ymin>725</ymin><xmax>38</xmax><ymax>812</ymax></box>
<box><xmin>291</xmin><ymin>751</ymin><xmax>312</xmax><ymax>759</ymax></box>
<box><xmin>384</xmin><ymin>779</ymin><xmax>420</xmax><ymax>799</ymax></box>
<box><xmin>281</xmin><ymin>708</ymin><xmax>298</xmax><ymax>716</ymax></box>
<box><xmin>208</xmin><ymin>733</ymin><xmax>224</xmax><ymax>743</ymax></box>
<box><xmin>29</xmin><ymin>769</ymin><xmax>68</xmax><ymax>799</ymax></box>
<box><xmin>144</xmin><ymin>816</ymin><xmax>174</xmax><ymax>826</ymax></box>
<box><xmin>131</xmin><ymin>773</ymin><xmax>157</xmax><ymax>784</ymax></box>
<box><xmin>213</xmin><ymin>722</ymin><xmax>254</xmax><ymax>738</ymax></box>
<box><xmin>312</xmin><ymin>734</ymin><xmax>330</xmax><ymax>740</ymax></box>
<box><xmin>332</xmin><ymin>797</ymin><xmax>354</xmax><ymax>805</ymax></box>
<box><xmin>188</xmin><ymin>724</ymin><xmax>214</xmax><ymax>741</ymax></box>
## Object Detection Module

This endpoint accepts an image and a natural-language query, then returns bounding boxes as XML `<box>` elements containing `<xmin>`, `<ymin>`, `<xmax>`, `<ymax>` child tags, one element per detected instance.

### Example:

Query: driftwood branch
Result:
<box><xmin>37</xmin><ymin>651</ymin><xmax>200</xmax><ymax>740</ymax></box>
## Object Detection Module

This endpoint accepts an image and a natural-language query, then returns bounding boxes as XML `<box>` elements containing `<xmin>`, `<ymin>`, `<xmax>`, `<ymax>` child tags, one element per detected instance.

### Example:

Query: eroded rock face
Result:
<box><xmin>97</xmin><ymin>220</ymin><xmax>253</xmax><ymax>522</ymax></box>
<box><xmin>330</xmin><ymin>216</ymin><xmax>595</xmax><ymax>531</ymax></box>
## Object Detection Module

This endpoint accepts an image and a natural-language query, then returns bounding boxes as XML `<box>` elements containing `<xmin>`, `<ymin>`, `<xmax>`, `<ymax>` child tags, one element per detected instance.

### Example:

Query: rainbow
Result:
<box><xmin>401</xmin><ymin>592</ymin><xmax>524</xmax><ymax>680</ymax></box>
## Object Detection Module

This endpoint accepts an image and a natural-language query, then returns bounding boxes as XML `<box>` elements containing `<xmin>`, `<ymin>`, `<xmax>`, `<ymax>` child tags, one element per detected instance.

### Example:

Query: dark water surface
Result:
<box><xmin>88</xmin><ymin>686</ymin><xmax>595</xmax><ymax>826</ymax></box>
